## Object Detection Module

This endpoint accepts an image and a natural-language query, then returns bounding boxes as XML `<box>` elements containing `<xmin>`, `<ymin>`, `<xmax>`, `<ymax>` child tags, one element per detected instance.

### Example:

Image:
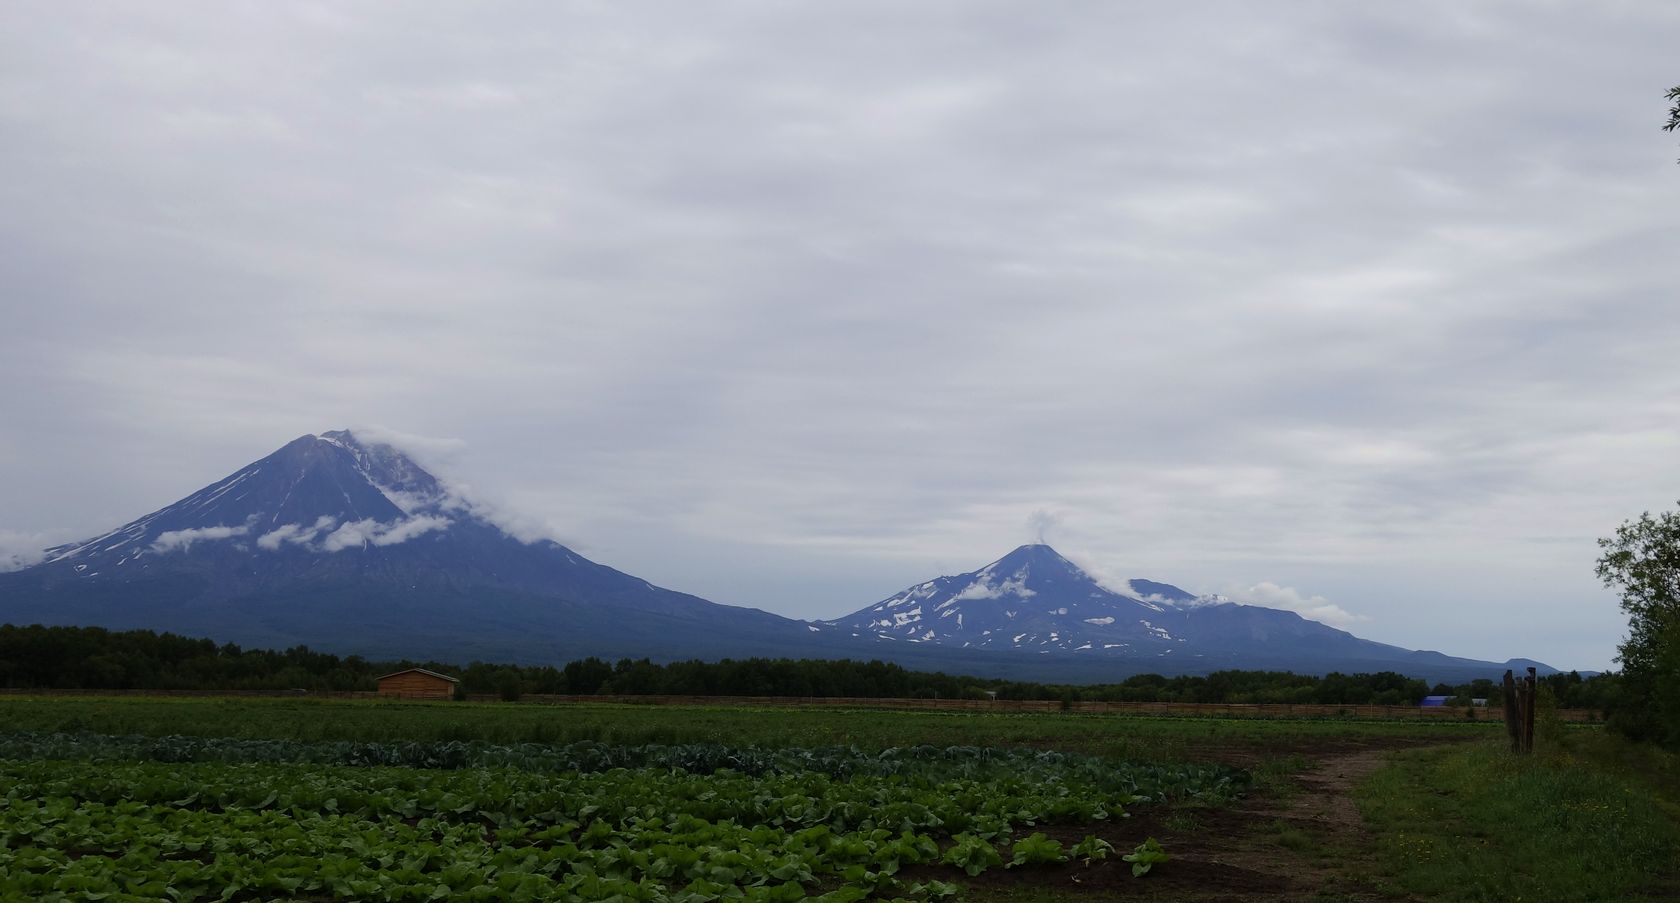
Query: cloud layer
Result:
<box><xmin>142</xmin><ymin>512</ymin><xmax>454</xmax><ymax>555</ymax></box>
<box><xmin>0</xmin><ymin>530</ymin><xmax>64</xmax><ymax>573</ymax></box>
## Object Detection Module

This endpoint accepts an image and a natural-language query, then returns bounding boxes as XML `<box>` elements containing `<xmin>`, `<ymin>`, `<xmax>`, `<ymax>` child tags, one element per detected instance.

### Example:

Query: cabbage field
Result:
<box><xmin>12</xmin><ymin>696</ymin><xmax>1657</xmax><ymax>902</ymax></box>
<box><xmin>0</xmin><ymin>732</ymin><xmax>1246</xmax><ymax>901</ymax></box>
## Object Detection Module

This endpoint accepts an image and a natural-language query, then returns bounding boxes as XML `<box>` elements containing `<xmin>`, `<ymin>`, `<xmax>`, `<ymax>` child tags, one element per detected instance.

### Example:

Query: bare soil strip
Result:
<box><xmin>954</xmin><ymin>736</ymin><xmax>1460</xmax><ymax>901</ymax></box>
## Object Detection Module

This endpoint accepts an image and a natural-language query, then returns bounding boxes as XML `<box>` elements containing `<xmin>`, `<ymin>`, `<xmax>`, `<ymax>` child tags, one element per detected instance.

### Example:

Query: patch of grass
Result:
<box><xmin>1249</xmin><ymin>752</ymin><xmax>1312</xmax><ymax>797</ymax></box>
<box><xmin>1269</xmin><ymin>818</ymin><xmax>1315</xmax><ymax>853</ymax></box>
<box><xmin>1355</xmin><ymin>736</ymin><xmax>1680</xmax><ymax>902</ymax></box>
<box><xmin>1161</xmin><ymin>810</ymin><xmax>1203</xmax><ymax>833</ymax></box>
<box><xmin>1562</xmin><ymin>729</ymin><xmax>1680</xmax><ymax>818</ymax></box>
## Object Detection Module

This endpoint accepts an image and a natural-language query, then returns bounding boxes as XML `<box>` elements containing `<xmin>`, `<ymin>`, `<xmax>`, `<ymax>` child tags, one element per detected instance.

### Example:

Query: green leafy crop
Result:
<box><xmin>1069</xmin><ymin>834</ymin><xmax>1114</xmax><ymax>864</ymax></box>
<box><xmin>1006</xmin><ymin>832</ymin><xmax>1067</xmax><ymax>867</ymax></box>
<box><xmin>939</xmin><ymin>834</ymin><xmax>1003</xmax><ymax>876</ymax></box>
<box><xmin>1122</xmin><ymin>836</ymin><xmax>1171</xmax><ymax>877</ymax></box>
<box><xmin>0</xmin><ymin>737</ymin><xmax>1235</xmax><ymax>900</ymax></box>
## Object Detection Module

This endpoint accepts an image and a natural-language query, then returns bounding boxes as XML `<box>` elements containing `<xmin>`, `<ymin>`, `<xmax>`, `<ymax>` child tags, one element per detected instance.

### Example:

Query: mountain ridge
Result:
<box><xmin>0</xmin><ymin>431</ymin><xmax>1557</xmax><ymax>682</ymax></box>
<box><xmin>827</xmin><ymin>543</ymin><xmax>1555</xmax><ymax>679</ymax></box>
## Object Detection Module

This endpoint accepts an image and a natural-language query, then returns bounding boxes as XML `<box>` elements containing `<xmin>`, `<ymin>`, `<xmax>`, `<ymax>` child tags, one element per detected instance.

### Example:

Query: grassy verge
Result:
<box><xmin>1356</xmin><ymin>733</ymin><xmax>1680</xmax><ymax>902</ymax></box>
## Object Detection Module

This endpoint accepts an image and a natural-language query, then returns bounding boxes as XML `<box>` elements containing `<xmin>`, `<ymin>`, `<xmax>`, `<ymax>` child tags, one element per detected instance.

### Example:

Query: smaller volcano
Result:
<box><xmin>826</xmin><ymin>543</ymin><xmax>1557</xmax><ymax>680</ymax></box>
<box><xmin>826</xmin><ymin>543</ymin><xmax>1188</xmax><ymax>653</ymax></box>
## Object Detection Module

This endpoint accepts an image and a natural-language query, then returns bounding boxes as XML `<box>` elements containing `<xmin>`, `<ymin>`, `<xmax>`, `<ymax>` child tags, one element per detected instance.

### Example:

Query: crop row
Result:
<box><xmin>0</xmin><ymin>732</ymin><xmax>1247</xmax><ymax>801</ymax></box>
<box><xmin>4</xmin><ymin>758</ymin><xmax>1122</xmax><ymax>837</ymax></box>
<box><xmin>1</xmin><ymin>753</ymin><xmax>1187</xmax><ymax>902</ymax></box>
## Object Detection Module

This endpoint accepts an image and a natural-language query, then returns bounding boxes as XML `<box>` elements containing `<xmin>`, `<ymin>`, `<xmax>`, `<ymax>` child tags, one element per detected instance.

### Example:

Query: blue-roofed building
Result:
<box><xmin>1421</xmin><ymin>695</ymin><xmax>1489</xmax><ymax>707</ymax></box>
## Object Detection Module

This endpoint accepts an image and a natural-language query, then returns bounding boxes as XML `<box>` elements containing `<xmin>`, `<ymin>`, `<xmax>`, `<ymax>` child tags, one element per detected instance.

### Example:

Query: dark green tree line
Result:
<box><xmin>0</xmin><ymin>623</ymin><xmax>1618</xmax><ymax>709</ymax></box>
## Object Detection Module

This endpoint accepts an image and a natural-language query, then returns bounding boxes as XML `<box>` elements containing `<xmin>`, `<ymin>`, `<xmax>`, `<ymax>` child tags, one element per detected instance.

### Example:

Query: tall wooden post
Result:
<box><xmin>1523</xmin><ymin>667</ymin><xmax>1537</xmax><ymax>754</ymax></box>
<box><xmin>1501</xmin><ymin>670</ymin><xmax>1523</xmax><ymax>752</ymax></box>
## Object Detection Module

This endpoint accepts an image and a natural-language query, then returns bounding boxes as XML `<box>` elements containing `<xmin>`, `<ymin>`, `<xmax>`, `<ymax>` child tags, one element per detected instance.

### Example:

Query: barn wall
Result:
<box><xmin>377</xmin><ymin>674</ymin><xmax>454</xmax><ymax>700</ymax></box>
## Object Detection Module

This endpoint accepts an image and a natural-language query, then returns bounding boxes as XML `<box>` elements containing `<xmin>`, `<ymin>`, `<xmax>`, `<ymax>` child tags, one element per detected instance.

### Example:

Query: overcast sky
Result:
<box><xmin>2</xmin><ymin>2</ymin><xmax>1677</xmax><ymax>671</ymax></box>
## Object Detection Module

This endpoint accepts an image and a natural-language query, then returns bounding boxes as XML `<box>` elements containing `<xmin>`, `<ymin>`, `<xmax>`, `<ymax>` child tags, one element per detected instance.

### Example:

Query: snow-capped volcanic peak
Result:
<box><xmin>316</xmin><ymin>430</ymin><xmax>445</xmax><ymax>511</ymax></box>
<box><xmin>39</xmin><ymin>430</ymin><xmax>462</xmax><ymax>570</ymax></box>
<box><xmin>0</xmin><ymin>431</ymin><xmax>856</xmax><ymax>668</ymax></box>
<box><xmin>827</xmin><ymin>544</ymin><xmax>1199</xmax><ymax>654</ymax></box>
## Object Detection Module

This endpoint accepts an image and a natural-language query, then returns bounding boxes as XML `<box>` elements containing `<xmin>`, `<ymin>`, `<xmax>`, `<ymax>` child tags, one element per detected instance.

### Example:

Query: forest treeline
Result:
<box><xmin>0</xmin><ymin>623</ymin><xmax>1618</xmax><ymax>710</ymax></box>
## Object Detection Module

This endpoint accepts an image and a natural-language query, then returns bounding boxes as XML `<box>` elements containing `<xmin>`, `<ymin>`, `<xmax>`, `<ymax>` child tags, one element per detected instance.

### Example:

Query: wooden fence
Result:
<box><xmin>0</xmin><ymin>688</ymin><xmax>379</xmax><ymax>699</ymax></box>
<box><xmin>460</xmin><ymin>694</ymin><xmax>1601</xmax><ymax>721</ymax></box>
<box><xmin>0</xmin><ymin>687</ymin><xmax>1599</xmax><ymax>721</ymax></box>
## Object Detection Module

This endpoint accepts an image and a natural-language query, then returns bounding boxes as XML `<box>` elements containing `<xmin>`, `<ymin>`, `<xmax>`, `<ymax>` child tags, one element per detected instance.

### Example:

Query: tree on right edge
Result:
<box><xmin>1666</xmin><ymin>85</ymin><xmax>1680</xmax><ymax>162</ymax></box>
<box><xmin>1596</xmin><ymin>505</ymin><xmax>1680</xmax><ymax>747</ymax></box>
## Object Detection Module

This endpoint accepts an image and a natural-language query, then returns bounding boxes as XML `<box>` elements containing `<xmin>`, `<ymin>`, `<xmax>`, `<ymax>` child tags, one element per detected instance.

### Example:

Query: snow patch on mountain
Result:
<box><xmin>1139</xmin><ymin>620</ymin><xmax>1176</xmax><ymax>640</ymax></box>
<box><xmin>884</xmin><ymin>607</ymin><xmax>922</xmax><ymax>627</ymax></box>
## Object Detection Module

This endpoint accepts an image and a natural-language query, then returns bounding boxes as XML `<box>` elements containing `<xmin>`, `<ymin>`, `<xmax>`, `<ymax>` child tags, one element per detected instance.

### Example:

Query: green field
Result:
<box><xmin>0</xmin><ymin>695</ymin><xmax>1496</xmax><ymax>757</ymax></box>
<box><xmin>0</xmin><ymin>696</ymin><xmax>1674</xmax><ymax>901</ymax></box>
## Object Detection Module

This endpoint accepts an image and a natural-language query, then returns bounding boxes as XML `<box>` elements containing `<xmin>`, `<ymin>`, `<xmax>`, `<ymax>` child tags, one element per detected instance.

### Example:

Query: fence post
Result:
<box><xmin>1523</xmin><ymin>667</ymin><xmax>1537</xmax><ymax>754</ymax></box>
<box><xmin>1502</xmin><ymin>669</ymin><xmax>1523</xmax><ymax>753</ymax></box>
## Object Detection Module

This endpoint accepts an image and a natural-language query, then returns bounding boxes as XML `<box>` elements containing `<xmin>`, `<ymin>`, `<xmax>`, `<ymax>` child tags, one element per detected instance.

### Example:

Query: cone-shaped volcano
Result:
<box><xmin>0</xmin><ymin>431</ymin><xmax>830</xmax><ymax>663</ymax></box>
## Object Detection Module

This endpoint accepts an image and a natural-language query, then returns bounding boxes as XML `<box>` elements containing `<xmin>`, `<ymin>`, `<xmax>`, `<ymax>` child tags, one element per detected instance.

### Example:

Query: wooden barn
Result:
<box><xmin>376</xmin><ymin>668</ymin><xmax>459</xmax><ymax>700</ymax></box>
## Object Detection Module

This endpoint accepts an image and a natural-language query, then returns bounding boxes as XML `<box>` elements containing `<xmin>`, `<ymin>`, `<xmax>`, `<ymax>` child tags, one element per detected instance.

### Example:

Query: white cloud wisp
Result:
<box><xmin>150</xmin><ymin>525</ymin><xmax>250</xmax><ymax>553</ymax></box>
<box><xmin>1233</xmin><ymin>582</ymin><xmax>1371</xmax><ymax>629</ymax></box>
<box><xmin>319</xmin><ymin>515</ymin><xmax>452</xmax><ymax>552</ymax></box>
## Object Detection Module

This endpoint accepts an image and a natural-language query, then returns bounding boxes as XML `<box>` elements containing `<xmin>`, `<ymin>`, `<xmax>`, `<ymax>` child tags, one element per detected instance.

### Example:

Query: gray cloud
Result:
<box><xmin>2</xmin><ymin>2</ymin><xmax>1677</xmax><ymax>669</ymax></box>
<box><xmin>0</xmin><ymin>530</ymin><xmax>67</xmax><ymax>572</ymax></box>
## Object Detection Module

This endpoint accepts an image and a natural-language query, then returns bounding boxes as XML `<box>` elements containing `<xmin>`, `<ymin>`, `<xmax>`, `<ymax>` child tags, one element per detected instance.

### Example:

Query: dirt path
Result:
<box><xmin>1206</xmin><ymin>746</ymin><xmax>1406</xmax><ymax>901</ymax></box>
<box><xmin>1115</xmin><ymin>741</ymin><xmax>1417</xmax><ymax>892</ymax></box>
<box><xmin>950</xmin><ymin>741</ymin><xmax>1436</xmax><ymax>901</ymax></box>
<box><xmin>1282</xmin><ymin>746</ymin><xmax>1394</xmax><ymax>831</ymax></box>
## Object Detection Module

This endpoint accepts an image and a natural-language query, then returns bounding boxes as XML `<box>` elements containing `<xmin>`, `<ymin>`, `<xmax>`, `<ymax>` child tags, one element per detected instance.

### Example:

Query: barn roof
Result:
<box><xmin>376</xmin><ymin>667</ymin><xmax>460</xmax><ymax>683</ymax></box>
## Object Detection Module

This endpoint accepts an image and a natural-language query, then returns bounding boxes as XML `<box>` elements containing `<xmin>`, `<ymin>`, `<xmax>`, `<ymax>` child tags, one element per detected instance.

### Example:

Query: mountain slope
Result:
<box><xmin>0</xmin><ymin>431</ymin><xmax>835</xmax><ymax>662</ymax></box>
<box><xmin>832</xmin><ymin>544</ymin><xmax>1185</xmax><ymax>654</ymax></box>
<box><xmin>828</xmin><ymin>544</ymin><xmax>1553</xmax><ymax>679</ymax></box>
